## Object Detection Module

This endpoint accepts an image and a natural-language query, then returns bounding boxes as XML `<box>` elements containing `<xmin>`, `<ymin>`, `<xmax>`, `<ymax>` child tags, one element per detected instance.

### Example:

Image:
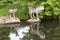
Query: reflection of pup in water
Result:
<box><xmin>10</xmin><ymin>27</ymin><xmax>19</xmax><ymax>36</ymax></box>
<box><xmin>9</xmin><ymin>27</ymin><xmax>20</xmax><ymax>40</ymax></box>
<box><xmin>30</xmin><ymin>23</ymin><xmax>46</xmax><ymax>39</ymax></box>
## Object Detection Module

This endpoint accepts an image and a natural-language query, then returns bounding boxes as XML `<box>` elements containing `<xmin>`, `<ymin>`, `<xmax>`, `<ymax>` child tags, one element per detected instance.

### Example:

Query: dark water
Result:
<box><xmin>0</xmin><ymin>20</ymin><xmax>60</xmax><ymax>40</ymax></box>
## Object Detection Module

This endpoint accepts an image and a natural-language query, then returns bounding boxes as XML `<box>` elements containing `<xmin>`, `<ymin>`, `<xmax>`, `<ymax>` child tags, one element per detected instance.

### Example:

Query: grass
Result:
<box><xmin>0</xmin><ymin>8</ymin><xmax>8</xmax><ymax>16</ymax></box>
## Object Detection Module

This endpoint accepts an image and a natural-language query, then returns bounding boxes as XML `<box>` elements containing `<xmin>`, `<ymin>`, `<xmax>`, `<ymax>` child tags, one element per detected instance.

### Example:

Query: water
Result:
<box><xmin>0</xmin><ymin>20</ymin><xmax>60</xmax><ymax>40</ymax></box>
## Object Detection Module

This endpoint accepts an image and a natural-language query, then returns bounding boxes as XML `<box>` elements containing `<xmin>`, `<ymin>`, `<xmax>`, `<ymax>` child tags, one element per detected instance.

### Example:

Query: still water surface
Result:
<box><xmin>0</xmin><ymin>21</ymin><xmax>60</xmax><ymax>40</ymax></box>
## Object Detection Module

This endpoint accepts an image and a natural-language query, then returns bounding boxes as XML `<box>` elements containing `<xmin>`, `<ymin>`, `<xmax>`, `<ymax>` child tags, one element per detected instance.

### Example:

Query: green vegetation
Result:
<box><xmin>0</xmin><ymin>0</ymin><xmax>60</xmax><ymax>20</ymax></box>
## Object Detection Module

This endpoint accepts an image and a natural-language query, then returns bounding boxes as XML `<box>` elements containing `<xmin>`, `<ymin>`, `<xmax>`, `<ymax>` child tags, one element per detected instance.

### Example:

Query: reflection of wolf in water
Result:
<box><xmin>9</xmin><ymin>25</ymin><xmax>30</xmax><ymax>40</ymax></box>
<box><xmin>10</xmin><ymin>27</ymin><xmax>19</xmax><ymax>36</ymax></box>
<box><xmin>30</xmin><ymin>23</ymin><xmax>46</xmax><ymax>39</ymax></box>
<box><xmin>9</xmin><ymin>24</ymin><xmax>20</xmax><ymax>40</ymax></box>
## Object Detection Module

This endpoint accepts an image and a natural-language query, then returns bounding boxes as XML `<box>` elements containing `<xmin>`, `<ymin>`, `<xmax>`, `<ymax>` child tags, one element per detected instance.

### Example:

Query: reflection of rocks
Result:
<box><xmin>30</xmin><ymin>23</ymin><xmax>46</xmax><ymax>39</ymax></box>
<box><xmin>27</xmin><ymin>19</ymin><xmax>40</xmax><ymax>23</ymax></box>
<box><xmin>5</xmin><ymin>23</ymin><xmax>20</xmax><ymax>27</ymax></box>
<box><xmin>0</xmin><ymin>16</ymin><xmax>20</xmax><ymax>24</ymax></box>
<box><xmin>0</xmin><ymin>23</ymin><xmax>20</xmax><ymax>27</ymax></box>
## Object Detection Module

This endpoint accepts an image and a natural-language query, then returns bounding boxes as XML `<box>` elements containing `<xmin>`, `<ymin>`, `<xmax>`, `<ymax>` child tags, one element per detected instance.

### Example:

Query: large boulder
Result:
<box><xmin>5</xmin><ymin>17</ymin><xmax>20</xmax><ymax>24</ymax></box>
<box><xmin>0</xmin><ymin>16</ymin><xmax>20</xmax><ymax>24</ymax></box>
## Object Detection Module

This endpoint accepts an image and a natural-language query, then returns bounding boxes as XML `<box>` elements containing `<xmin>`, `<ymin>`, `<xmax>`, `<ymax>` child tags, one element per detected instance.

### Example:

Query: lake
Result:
<box><xmin>0</xmin><ymin>20</ymin><xmax>60</xmax><ymax>40</ymax></box>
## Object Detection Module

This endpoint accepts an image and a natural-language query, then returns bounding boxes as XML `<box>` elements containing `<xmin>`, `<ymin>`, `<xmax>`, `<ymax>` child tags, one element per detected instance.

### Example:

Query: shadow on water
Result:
<box><xmin>0</xmin><ymin>20</ymin><xmax>60</xmax><ymax>40</ymax></box>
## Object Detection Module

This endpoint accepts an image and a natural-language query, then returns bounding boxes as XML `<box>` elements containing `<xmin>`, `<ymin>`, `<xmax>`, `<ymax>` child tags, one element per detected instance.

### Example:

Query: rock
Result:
<box><xmin>0</xmin><ymin>16</ymin><xmax>7</xmax><ymax>24</ymax></box>
<box><xmin>5</xmin><ymin>17</ymin><xmax>20</xmax><ymax>24</ymax></box>
<box><xmin>27</xmin><ymin>19</ymin><xmax>41</xmax><ymax>23</ymax></box>
<box><xmin>0</xmin><ymin>18</ymin><xmax>4</xmax><ymax>24</ymax></box>
<box><xmin>0</xmin><ymin>16</ymin><xmax>20</xmax><ymax>24</ymax></box>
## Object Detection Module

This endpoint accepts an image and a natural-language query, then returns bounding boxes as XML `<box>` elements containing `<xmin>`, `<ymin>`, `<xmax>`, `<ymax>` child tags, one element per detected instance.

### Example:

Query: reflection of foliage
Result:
<box><xmin>0</xmin><ymin>0</ymin><xmax>60</xmax><ymax>20</ymax></box>
<box><xmin>0</xmin><ymin>21</ymin><xmax>60</xmax><ymax>40</ymax></box>
<box><xmin>0</xmin><ymin>27</ymin><xmax>10</xmax><ymax>40</ymax></box>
